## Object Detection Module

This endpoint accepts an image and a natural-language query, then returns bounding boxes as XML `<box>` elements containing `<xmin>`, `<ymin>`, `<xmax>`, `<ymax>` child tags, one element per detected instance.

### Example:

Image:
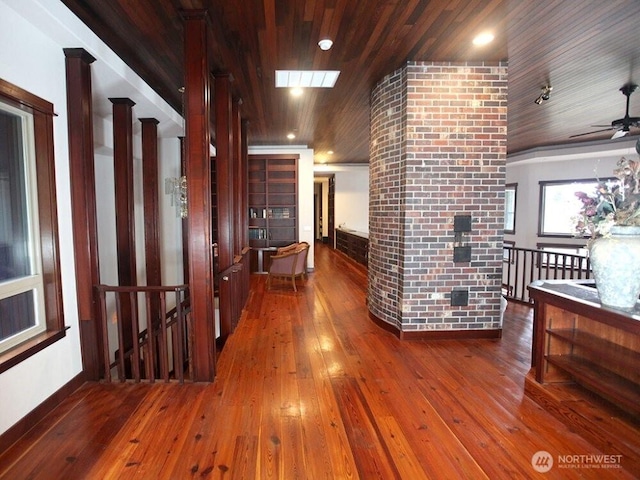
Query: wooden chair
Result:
<box><xmin>267</xmin><ymin>242</ymin><xmax>309</xmax><ymax>291</ymax></box>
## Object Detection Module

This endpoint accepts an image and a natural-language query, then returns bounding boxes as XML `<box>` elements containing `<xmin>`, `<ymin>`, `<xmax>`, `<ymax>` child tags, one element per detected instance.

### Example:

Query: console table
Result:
<box><xmin>527</xmin><ymin>280</ymin><xmax>640</xmax><ymax>417</ymax></box>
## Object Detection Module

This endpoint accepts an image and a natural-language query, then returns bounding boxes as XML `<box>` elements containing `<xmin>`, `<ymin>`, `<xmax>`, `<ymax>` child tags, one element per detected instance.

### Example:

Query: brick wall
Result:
<box><xmin>368</xmin><ymin>61</ymin><xmax>507</xmax><ymax>335</ymax></box>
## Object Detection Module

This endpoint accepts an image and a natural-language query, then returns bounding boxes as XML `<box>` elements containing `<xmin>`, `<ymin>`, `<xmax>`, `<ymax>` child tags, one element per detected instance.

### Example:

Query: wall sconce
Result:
<box><xmin>165</xmin><ymin>176</ymin><xmax>187</xmax><ymax>218</ymax></box>
<box><xmin>534</xmin><ymin>85</ymin><xmax>552</xmax><ymax>105</ymax></box>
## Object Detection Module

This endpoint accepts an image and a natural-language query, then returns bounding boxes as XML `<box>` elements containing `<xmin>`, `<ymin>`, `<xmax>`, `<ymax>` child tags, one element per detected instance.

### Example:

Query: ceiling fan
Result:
<box><xmin>570</xmin><ymin>83</ymin><xmax>640</xmax><ymax>139</ymax></box>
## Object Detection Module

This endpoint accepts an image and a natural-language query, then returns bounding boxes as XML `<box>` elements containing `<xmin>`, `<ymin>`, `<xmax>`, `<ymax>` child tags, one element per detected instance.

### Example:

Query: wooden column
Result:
<box><xmin>232</xmin><ymin>98</ymin><xmax>243</xmax><ymax>255</ymax></box>
<box><xmin>63</xmin><ymin>48</ymin><xmax>102</xmax><ymax>380</ymax></box>
<box><xmin>140</xmin><ymin>118</ymin><xmax>161</xmax><ymax>323</ymax></box>
<box><xmin>183</xmin><ymin>9</ymin><xmax>216</xmax><ymax>381</ymax></box>
<box><xmin>214</xmin><ymin>74</ymin><xmax>233</xmax><ymax>269</ymax></box>
<box><xmin>241</xmin><ymin>119</ymin><xmax>249</xmax><ymax>248</ymax></box>
<box><xmin>215</xmin><ymin>74</ymin><xmax>234</xmax><ymax>341</ymax></box>
<box><xmin>110</xmin><ymin>98</ymin><xmax>137</xmax><ymax>364</ymax></box>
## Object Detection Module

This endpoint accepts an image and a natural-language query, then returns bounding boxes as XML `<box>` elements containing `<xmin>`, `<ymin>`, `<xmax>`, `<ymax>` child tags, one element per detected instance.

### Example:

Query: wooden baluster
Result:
<box><xmin>98</xmin><ymin>287</ymin><xmax>111</xmax><ymax>383</ymax></box>
<box><xmin>159</xmin><ymin>292</ymin><xmax>169</xmax><ymax>381</ymax></box>
<box><xmin>114</xmin><ymin>293</ymin><xmax>125</xmax><ymax>382</ymax></box>
<box><xmin>174</xmin><ymin>288</ymin><xmax>185</xmax><ymax>383</ymax></box>
<box><xmin>129</xmin><ymin>291</ymin><xmax>140</xmax><ymax>382</ymax></box>
<box><xmin>145</xmin><ymin>293</ymin><xmax>156</xmax><ymax>382</ymax></box>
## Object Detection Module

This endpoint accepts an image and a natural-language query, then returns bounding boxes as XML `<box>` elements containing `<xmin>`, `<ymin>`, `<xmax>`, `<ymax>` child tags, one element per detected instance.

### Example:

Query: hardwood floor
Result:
<box><xmin>1</xmin><ymin>243</ymin><xmax>639</xmax><ymax>479</ymax></box>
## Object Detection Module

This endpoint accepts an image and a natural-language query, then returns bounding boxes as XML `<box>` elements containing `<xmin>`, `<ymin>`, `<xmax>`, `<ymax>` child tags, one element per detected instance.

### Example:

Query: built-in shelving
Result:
<box><xmin>248</xmin><ymin>155</ymin><xmax>298</xmax><ymax>272</ymax></box>
<box><xmin>528</xmin><ymin>280</ymin><xmax>640</xmax><ymax>417</ymax></box>
<box><xmin>335</xmin><ymin>228</ymin><xmax>368</xmax><ymax>266</ymax></box>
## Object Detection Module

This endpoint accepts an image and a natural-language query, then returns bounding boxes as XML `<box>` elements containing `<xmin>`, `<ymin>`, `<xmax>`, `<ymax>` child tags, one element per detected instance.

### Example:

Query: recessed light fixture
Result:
<box><xmin>276</xmin><ymin>70</ymin><xmax>340</xmax><ymax>88</ymax></box>
<box><xmin>472</xmin><ymin>32</ymin><xmax>494</xmax><ymax>46</ymax></box>
<box><xmin>318</xmin><ymin>38</ymin><xmax>333</xmax><ymax>51</ymax></box>
<box><xmin>291</xmin><ymin>87</ymin><xmax>303</xmax><ymax>97</ymax></box>
<box><xmin>287</xmin><ymin>133</ymin><xmax>296</xmax><ymax>140</ymax></box>
<box><xmin>327</xmin><ymin>150</ymin><xmax>334</xmax><ymax>155</ymax></box>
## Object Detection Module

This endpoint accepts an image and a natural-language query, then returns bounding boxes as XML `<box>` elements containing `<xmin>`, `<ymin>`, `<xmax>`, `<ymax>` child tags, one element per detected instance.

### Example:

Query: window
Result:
<box><xmin>0</xmin><ymin>78</ymin><xmax>65</xmax><ymax>370</ymax></box>
<box><xmin>0</xmin><ymin>100</ymin><xmax>46</xmax><ymax>351</ymax></box>
<box><xmin>538</xmin><ymin>178</ymin><xmax>616</xmax><ymax>237</ymax></box>
<box><xmin>504</xmin><ymin>183</ymin><xmax>517</xmax><ymax>234</ymax></box>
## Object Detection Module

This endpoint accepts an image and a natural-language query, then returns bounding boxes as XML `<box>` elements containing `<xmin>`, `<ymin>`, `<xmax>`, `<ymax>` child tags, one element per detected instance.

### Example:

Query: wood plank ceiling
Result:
<box><xmin>61</xmin><ymin>0</ymin><xmax>640</xmax><ymax>164</ymax></box>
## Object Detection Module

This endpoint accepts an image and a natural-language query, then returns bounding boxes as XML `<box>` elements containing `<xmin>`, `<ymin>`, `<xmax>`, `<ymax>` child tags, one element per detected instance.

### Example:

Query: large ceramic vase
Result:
<box><xmin>589</xmin><ymin>225</ymin><xmax>640</xmax><ymax>310</ymax></box>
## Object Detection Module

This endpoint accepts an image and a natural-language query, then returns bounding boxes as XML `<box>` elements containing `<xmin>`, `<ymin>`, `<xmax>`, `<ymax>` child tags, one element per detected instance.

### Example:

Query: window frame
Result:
<box><xmin>537</xmin><ymin>177</ymin><xmax>615</xmax><ymax>238</ymax></box>
<box><xmin>0</xmin><ymin>78</ymin><xmax>66</xmax><ymax>374</ymax></box>
<box><xmin>504</xmin><ymin>183</ymin><xmax>517</xmax><ymax>234</ymax></box>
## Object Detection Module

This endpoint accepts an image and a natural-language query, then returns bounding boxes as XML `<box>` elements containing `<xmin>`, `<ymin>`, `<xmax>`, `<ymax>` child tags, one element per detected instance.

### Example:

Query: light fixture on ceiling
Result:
<box><xmin>472</xmin><ymin>32</ymin><xmax>494</xmax><ymax>46</ymax></box>
<box><xmin>318</xmin><ymin>38</ymin><xmax>333</xmax><ymax>51</ymax></box>
<box><xmin>327</xmin><ymin>150</ymin><xmax>334</xmax><ymax>155</ymax></box>
<box><xmin>534</xmin><ymin>85</ymin><xmax>553</xmax><ymax>105</ymax></box>
<box><xmin>276</xmin><ymin>70</ymin><xmax>340</xmax><ymax>88</ymax></box>
<box><xmin>291</xmin><ymin>87</ymin><xmax>303</xmax><ymax>97</ymax></box>
<box><xmin>287</xmin><ymin>132</ymin><xmax>296</xmax><ymax>140</ymax></box>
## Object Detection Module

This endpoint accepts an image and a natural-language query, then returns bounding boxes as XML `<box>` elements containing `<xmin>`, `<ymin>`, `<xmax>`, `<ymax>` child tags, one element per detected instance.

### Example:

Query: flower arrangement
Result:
<box><xmin>574</xmin><ymin>156</ymin><xmax>640</xmax><ymax>241</ymax></box>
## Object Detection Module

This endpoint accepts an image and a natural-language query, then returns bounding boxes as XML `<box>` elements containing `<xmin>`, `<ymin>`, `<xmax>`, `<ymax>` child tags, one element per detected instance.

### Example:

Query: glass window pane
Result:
<box><xmin>0</xmin><ymin>107</ymin><xmax>32</xmax><ymax>281</ymax></box>
<box><xmin>0</xmin><ymin>290</ymin><xmax>36</xmax><ymax>342</ymax></box>
<box><xmin>539</xmin><ymin>179</ymin><xmax>615</xmax><ymax>236</ymax></box>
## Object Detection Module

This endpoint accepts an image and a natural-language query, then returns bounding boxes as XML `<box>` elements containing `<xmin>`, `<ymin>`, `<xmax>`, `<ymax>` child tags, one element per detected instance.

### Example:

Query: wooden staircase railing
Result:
<box><xmin>95</xmin><ymin>285</ymin><xmax>191</xmax><ymax>383</ymax></box>
<box><xmin>502</xmin><ymin>246</ymin><xmax>592</xmax><ymax>304</ymax></box>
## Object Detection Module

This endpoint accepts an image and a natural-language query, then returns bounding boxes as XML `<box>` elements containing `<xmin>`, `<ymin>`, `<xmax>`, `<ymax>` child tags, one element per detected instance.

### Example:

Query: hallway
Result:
<box><xmin>0</xmin><ymin>244</ymin><xmax>638</xmax><ymax>479</ymax></box>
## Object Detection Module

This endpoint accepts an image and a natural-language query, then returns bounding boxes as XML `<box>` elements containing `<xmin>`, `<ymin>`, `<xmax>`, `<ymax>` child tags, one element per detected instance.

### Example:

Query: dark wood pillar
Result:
<box><xmin>241</xmin><ymin>119</ymin><xmax>249</xmax><ymax>248</ymax></box>
<box><xmin>63</xmin><ymin>48</ymin><xmax>102</xmax><ymax>380</ymax></box>
<box><xmin>232</xmin><ymin>98</ymin><xmax>243</xmax><ymax>255</ymax></box>
<box><xmin>183</xmin><ymin>9</ymin><xmax>216</xmax><ymax>381</ymax></box>
<box><xmin>140</xmin><ymin>118</ymin><xmax>161</xmax><ymax>322</ymax></box>
<box><xmin>215</xmin><ymin>74</ymin><xmax>233</xmax><ymax>268</ymax></box>
<box><xmin>215</xmin><ymin>74</ymin><xmax>234</xmax><ymax>341</ymax></box>
<box><xmin>110</xmin><ymin>98</ymin><xmax>137</xmax><ymax>365</ymax></box>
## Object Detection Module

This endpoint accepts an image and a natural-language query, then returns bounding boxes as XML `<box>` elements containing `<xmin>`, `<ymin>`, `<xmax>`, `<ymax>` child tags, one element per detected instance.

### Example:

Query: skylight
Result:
<box><xmin>275</xmin><ymin>70</ymin><xmax>340</xmax><ymax>88</ymax></box>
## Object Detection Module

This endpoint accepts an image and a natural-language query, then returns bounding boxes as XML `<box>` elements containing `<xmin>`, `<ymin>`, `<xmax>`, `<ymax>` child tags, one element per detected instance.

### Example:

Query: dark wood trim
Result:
<box><xmin>183</xmin><ymin>10</ymin><xmax>216</xmax><ymax>381</ymax></box>
<box><xmin>368</xmin><ymin>311</ymin><xmax>503</xmax><ymax>340</ymax></box>
<box><xmin>0</xmin><ymin>372</ymin><xmax>85</xmax><ymax>454</ymax></box>
<box><xmin>64</xmin><ymin>48</ymin><xmax>103</xmax><ymax>380</ymax></box>
<box><xmin>0</xmin><ymin>75</ymin><xmax>65</xmax><ymax>372</ymax></box>
<box><xmin>0</xmin><ymin>78</ymin><xmax>54</xmax><ymax>115</ymax></box>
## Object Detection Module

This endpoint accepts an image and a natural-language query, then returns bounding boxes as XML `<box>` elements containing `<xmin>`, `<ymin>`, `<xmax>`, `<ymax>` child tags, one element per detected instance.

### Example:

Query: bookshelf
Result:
<box><xmin>248</xmin><ymin>155</ymin><xmax>298</xmax><ymax>271</ymax></box>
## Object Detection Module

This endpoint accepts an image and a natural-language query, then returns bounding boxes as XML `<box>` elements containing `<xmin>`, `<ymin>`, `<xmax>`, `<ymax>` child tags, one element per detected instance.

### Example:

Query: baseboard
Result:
<box><xmin>368</xmin><ymin>311</ymin><xmax>502</xmax><ymax>340</ymax></box>
<box><xmin>0</xmin><ymin>371</ymin><xmax>86</xmax><ymax>453</ymax></box>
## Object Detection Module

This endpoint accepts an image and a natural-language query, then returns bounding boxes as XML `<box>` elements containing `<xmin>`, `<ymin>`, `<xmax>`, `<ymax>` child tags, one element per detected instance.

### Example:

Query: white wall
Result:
<box><xmin>249</xmin><ymin>146</ymin><xmax>316</xmax><ymax>269</ymax></box>
<box><xmin>506</xmin><ymin>138</ymin><xmax>640</xmax><ymax>249</ymax></box>
<box><xmin>0</xmin><ymin>0</ymin><xmax>183</xmax><ymax>435</ymax></box>
<box><xmin>314</xmin><ymin>164</ymin><xmax>370</xmax><ymax>233</ymax></box>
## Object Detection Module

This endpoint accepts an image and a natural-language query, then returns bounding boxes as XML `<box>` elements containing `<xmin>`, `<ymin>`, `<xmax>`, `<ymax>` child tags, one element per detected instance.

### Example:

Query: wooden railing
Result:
<box><xmin>502</xmin><ymin>246</ymin><xmax>592</xmax><ymax>304</ymax></box>
<box><xmin>95</xmin><ymin>285</ymin><xmax>191</xmax><ymax>383</ymax></box>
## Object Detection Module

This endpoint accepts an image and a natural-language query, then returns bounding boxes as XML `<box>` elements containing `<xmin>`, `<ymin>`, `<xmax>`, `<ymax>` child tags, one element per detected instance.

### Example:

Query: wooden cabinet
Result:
<box><xmin>335</xmin><ymin>228</ymin><xmax>368</xmax><ymax>266</ymax></box>
<box><xmin>248</xmin><ymin>155</ymin><xmax>298</xmax><ymax>272</ymax></box>
<box><xmin>528</xmin><ymin>280</ymin><xmax>640</xmax><ymax>416</ymax></box>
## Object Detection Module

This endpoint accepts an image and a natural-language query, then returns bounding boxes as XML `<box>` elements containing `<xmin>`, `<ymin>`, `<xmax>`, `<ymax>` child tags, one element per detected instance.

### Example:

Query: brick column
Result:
<box><xmin>368</xmin><ymin>61</ymin><xmax>507</xmax><ymax>339</ymax></box>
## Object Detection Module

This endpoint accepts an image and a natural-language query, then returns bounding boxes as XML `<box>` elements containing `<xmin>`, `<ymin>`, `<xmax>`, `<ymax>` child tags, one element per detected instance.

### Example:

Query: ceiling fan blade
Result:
<box><xmin>611</xmin><ymin>130</ymin><xmax>628</xmax><ymax>139</ymax></box>
<box><xmin>569</xmin><ymin>127</ymin><xmax>615</xmax><ymax>138</ymax></box>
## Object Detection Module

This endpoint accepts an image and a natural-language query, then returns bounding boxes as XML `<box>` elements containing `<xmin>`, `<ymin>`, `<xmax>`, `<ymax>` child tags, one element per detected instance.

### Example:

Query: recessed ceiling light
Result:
<box><xmin>472</xmin><ymin>32</ymin><xmax>494</xmax><ymax>46</ymax></box>
<box><xmin>327</xmin><ymin>150</ymin><xmax>334</xmax><ymax>155</ymax></box>
<box><xmin>291</xmin><ymin>87</ymin><xmax>303</xmax><ymax>97</ymax></box>
<box><xmin>287</xmin><ymin>133</ymin><xmax>296</xmax><ymax>140</ymax></box>
<box><xmin>318</xmin><ymin>39</ymin><xmax>333</xmax><ymax>51</ymax></box>
<box><xmin>276</xmin><ymin>70</ymin><xmax>340</xmax><ymax>88</ymax></box>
